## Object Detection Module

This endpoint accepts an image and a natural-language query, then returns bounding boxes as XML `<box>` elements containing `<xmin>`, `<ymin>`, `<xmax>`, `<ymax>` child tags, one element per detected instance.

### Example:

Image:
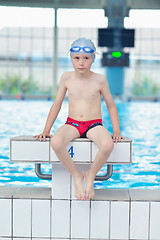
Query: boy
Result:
<box><xmin>34</xmin><ymin>38</ymin><xmax>124</xmax><ymax>201</ymax></box>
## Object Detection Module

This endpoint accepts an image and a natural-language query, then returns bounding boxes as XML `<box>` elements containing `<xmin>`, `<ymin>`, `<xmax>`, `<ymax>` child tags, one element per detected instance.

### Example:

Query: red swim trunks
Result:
<box><xmin>65</xmin><ymin>117</ymin><xmax>103</xmax><ymax>138</ymax></box>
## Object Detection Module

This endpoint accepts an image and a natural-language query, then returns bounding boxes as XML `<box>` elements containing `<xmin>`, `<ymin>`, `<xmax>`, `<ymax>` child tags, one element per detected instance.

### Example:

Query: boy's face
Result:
<box><xmin>71</xmin><ymin>54</ymin><xmax>93</xmax><ymax>74</ymax></box>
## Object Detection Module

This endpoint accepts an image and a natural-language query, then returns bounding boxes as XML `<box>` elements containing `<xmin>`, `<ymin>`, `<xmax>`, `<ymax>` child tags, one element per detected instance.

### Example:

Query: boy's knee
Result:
<box><xmin>51</xmin><ymin>136</ymin><xmax>64</xmax><ymax>152</ymax></box>
<box><xmin>100</xmin><ymin>139</ymin><xmax>114</xmax><ymax>154</ymax></box>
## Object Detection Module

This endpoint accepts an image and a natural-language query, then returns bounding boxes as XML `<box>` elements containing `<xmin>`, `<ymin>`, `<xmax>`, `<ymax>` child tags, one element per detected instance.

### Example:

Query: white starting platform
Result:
<box><xmin>10</xmin><ymin>136</ymin><xmax>132</xmax><ymax>199</ymax></box>
<box><xmin>10</xmin><ymin>136</ymin><xmax>132</xmax><ymax>164</ymax></box>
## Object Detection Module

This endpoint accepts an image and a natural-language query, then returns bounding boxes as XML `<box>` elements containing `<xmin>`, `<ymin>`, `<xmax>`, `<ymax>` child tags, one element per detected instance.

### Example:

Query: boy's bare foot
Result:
<box><xmin>73</xmin><ymin>172</ymin><xmax>85</xmax><ymax>200</ymax></box>
<box><xmin>84</xmin><ymin>170</ymin><xmax>95</xmax><ymax>201</ymax></box>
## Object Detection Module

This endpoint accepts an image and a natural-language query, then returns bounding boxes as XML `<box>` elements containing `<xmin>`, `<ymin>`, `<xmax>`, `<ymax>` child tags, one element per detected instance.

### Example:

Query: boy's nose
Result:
<box><xmin>79</xmin><ymin>59</ymin><xmax>84</xmax><ymax>65</ymax></box>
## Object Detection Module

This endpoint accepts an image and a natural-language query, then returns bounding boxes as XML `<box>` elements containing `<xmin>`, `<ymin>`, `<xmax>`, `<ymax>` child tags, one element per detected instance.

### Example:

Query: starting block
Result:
<box><xmin>10</xmin><ymin>136</ymin><xmax>132</xmax><ymax>199</ymax></box>
<box><xmin>9</xmin><ymin>135</ymin><xmax>132</xmax><ymax>239</ymax></box>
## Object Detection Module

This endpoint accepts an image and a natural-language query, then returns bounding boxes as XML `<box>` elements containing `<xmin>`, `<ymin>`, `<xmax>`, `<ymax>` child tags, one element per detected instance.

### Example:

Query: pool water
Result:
<box><xmin>0</xmin><ymin>100</ymin><xmax>160</xmax><ymax>189</ymax></box>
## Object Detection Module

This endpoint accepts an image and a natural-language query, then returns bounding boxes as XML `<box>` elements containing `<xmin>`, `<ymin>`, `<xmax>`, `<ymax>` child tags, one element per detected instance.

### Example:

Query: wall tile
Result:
<box><xmin>11</xmin><ymin>141</ymin><xmax>49</xmax><ymax>162</ymax></box>
<box><xmin>32</xmin><ymin>200</ymin><xmax>50</xmax><ymax>238</ymax></box>
<box><xmin>0</xmin><ymin>199</ymin><xmax>11</xmax><ymax>236</ymax></box>
<box><xmin>52</xmin><ymin>200</ymin><xmax>70</xmax><ymax>238</ymax></box>
<box><xmin>13</xmin><ymin>239</ymin><xmax>31</xmax><ymax>240</ymax></box>
<box><xmin>71</xmin><ymin>200</ymin><xmax>90</xmax><ymax>238</ymax></box>
<box><xmin>92</xmin><ymin>142</ymin><xmax>131</xmax><ymax>163</ymax></box>
<box><xmin>13</xmin><ymin>199</ymin><xmax>31</xmax><ymax>237</ymax></box>
<box><xmin>52</xmin><ymin>164</ymin><xmax>71</xmax><ymax>199</ymax></box>
<box><xmin>150</xmin><ymin>202</ymin><xmax>160</xmax><ymax>239</ymax></box>
<box><xmin>90</xmin><ymin>201</ymin><xmax>109</xmax><ymax>239</ymax></box>
<box><xmin>130</xmin><ymin>201</ymin><xmax>149</xmax><ymax>239</ymax></box>
<box><xmin>1</xmin><ymin>239</ymin><xmax>12</xmax><ymax>240</ymax></box>
<box><xmin>110</xmin><ymin>201</ymin><xmax>129</xmax><ymax>239</ymax></box>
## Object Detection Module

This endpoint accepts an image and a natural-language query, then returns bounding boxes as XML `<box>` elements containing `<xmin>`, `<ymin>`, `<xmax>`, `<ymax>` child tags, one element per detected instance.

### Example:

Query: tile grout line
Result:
<box><xmin>148</xmin><ymin>201</ymin><xmax>151</xmax><ymax>240</ymax></box>
<box><xmin>31</xmin><ymin>199</ymin><xmax>32</xmax><ymax>240</ymax></box>
<box><xmin>69</xmin><ymin>199</ymin><xmax>72</xmax><ymax>240</ymax></box>
<box><xmin>128</xmin><ymin>189</ymin><xmax>131</xmax><ymax>240</ymax></box>
<box><xmin>70</xmin><ymin>174</ymin><xmax>72</xmax><ymax>239</ymax></box>
<box><xmin>108</xmin><ymin>200</ymin><xmax>111</xmax><ymax>240</ymax></box>
<box><xmin>50</xmin><ymin>197</ymin><xmax>52</xmax><ymax>240</ymax></box>
<box><xmin>128</xmin><ymin>197</ymin><xmax>131</xmax><ymax>240</ymax></box>
<box><xmin>70</xmin><ymin>174</ymin><xmax>72</xmax><ymax>200</ymax></box>
<box><xmin>11</xmin><ymin>197</ymin><xmax>13</xmax><ymax>240</ymax></box>
<box><xmin>89</xmin><ymin>141</ymin><xmax>92</xmax><ymax>239</ymax></box>
<box><xmin>89</xmin><ymin>200</ymin><xmax>91</xmax><ymax>239</ymax></box>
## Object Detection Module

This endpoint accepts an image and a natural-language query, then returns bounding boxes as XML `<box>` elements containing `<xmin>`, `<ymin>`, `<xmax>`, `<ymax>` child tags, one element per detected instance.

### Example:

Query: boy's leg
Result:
<box><xmin>51</xmin><ymin>124</ymin><xmax>85</xmax><ymax>200</ymax></box>
<box><xmin>85</xmin><ymin>126</ymin><xmax>114</xmax><ymax>200</ymax></box>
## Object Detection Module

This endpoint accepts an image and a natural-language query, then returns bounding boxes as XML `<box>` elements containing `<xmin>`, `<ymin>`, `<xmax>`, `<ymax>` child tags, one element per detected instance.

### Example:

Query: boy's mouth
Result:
<box><xmin>78</xmin><ymin>68</ymin><xmax>85</xmax><ymax>70</ymax></box>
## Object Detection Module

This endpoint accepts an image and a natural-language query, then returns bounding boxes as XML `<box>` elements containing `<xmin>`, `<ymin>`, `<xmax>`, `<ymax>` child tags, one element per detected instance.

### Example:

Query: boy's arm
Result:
<box><xmin>35</xmin><ymin>73</ymin><xmax>67</xmax><ymax>141</ymax></box>
<box><xmin>100</xmin><ymin>76</ymin><xmax>124</xmax><ymax>142</ymax></box>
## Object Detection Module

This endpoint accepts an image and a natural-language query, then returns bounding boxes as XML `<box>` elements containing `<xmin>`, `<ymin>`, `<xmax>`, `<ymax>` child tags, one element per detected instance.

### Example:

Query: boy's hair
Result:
<box><xmin>70</xmin><ymin>38</ymin><xmax>96</xmax><ymax>61</ymax></box>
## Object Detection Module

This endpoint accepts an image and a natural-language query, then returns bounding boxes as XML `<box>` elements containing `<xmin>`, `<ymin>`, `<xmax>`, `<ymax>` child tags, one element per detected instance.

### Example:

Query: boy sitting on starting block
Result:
<box><xmin>34</xmin><ymin>38</ymin><xmax>124</xmax><ymax>201</ymax></box>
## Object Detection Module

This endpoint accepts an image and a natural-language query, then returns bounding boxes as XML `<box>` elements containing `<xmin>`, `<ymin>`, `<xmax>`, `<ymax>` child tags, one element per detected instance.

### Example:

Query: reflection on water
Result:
<box><xmin>0</xmin><ymin>100</ymin><xmax>160</xmax><ymax>189</ymax></box>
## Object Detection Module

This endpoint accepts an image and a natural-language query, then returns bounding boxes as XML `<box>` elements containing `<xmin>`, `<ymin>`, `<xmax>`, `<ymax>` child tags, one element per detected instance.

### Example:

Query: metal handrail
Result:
<box><xmin>35</xmin><ymin>163</ymin><xmax>113</xmax><ymax>181</ymax></box>
<box><xmin>95</xmin><ymin>165</ymin><xmax>113</xmax><ymax>181</ymax></box>
<box><xmin>35</xmin><ymin>163</ymin><xmax>52</xmax><ymax>180</ymax></box>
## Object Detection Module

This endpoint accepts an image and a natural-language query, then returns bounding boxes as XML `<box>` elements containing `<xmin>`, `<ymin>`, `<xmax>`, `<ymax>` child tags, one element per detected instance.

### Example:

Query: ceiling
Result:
<box><xmin>0</xmin><ymin>0</ymin><xmax>160</xmax><ymax>9</ymax></box>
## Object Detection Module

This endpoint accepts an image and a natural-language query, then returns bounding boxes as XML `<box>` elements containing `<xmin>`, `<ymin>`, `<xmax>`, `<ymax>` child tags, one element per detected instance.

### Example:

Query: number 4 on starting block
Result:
<box><xmin>68</xmin><ymin>146</ymin><xmax>74</xmax><ymax>158</ymax></box>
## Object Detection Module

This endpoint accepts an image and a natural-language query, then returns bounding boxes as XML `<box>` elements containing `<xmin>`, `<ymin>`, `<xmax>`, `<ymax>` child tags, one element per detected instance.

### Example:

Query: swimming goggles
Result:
<box><xmin>70</xmin><ymin>46</ymin><xmax>95</xmax><ymax>53</ymax></box>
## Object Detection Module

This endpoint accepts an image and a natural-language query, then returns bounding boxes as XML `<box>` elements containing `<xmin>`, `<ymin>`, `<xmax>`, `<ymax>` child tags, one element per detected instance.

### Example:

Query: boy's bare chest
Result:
<box><xmin>67</xmin><ymin>81</ymin><xmax>100</xmax><ymax>101</ymax></box>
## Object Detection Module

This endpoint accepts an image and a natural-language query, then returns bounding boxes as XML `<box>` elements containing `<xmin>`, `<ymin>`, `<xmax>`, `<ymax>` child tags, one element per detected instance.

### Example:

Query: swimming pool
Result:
<box><xmin>0</xmin><ymin>100</ymin><xmax>160</xmax><ymax>189</ymax></box>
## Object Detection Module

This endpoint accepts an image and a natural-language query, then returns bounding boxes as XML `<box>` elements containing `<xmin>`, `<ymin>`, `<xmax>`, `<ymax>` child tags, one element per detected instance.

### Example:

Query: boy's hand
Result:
<box><xmin>112</xmin><ymin>133</ymin><xmax>124</xmax><ymax>143</ymax></box>
<box><xmin>33</xmin><ymin>132</ymin><xmax>53</xmax><ymax>142</ymax></box>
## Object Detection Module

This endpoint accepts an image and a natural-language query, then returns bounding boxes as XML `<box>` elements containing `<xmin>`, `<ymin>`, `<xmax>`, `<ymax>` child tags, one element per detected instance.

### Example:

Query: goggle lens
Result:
<box><xmin>84</xmin><ymin>47</ymin><xmax>93</xmax><ymax>52</ymax></box>
<box><xmin>71</xmin><ymin>46</ymin><xmax>81</xmax><ymax>52</ymax></box>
